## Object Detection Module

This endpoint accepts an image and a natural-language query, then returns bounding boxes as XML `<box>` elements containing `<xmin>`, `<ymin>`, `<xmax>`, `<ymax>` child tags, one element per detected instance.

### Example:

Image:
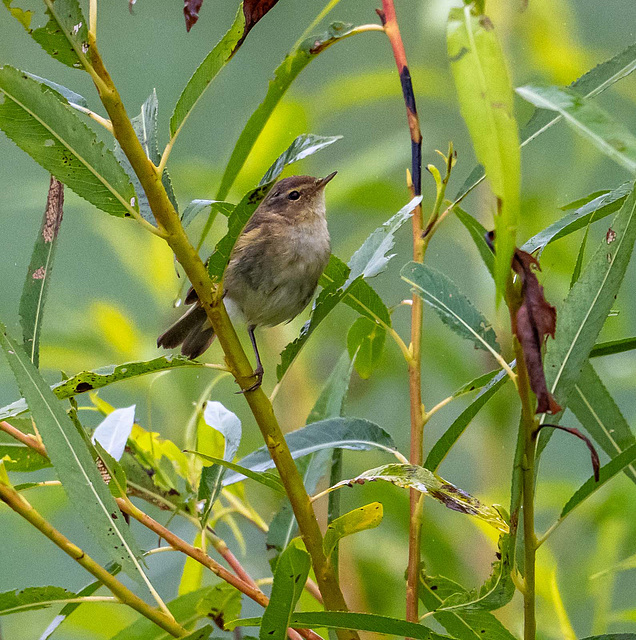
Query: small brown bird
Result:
<box><xmin>157</xmin><ymin>173</ymin><xmax>336</xmax><ymax>388</ymax></box>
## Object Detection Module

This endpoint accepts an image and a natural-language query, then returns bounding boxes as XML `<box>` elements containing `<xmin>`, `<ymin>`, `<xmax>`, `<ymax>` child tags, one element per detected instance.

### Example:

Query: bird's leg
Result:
<box><xmin>240</xmin><ymin>324</ymin><xmax>263</xmax><ymax>393</ymax></box>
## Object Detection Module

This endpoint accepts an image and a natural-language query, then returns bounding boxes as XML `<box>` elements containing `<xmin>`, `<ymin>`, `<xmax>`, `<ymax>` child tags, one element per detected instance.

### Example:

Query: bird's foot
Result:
<box><xmin>237</xmin><ymin>365</ymin><xmax>264</xmax><ymax>394</ymax></box>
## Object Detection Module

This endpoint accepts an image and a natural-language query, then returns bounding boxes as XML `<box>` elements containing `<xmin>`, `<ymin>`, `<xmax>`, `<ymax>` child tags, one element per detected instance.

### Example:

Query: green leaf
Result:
<box><xmin>181</xmin><ymin>200</ymin><xmax>234</xmax><ymax>228</ymax></box>
<box><xmin>276</xmin><ymin>195</ymin><xmax>419</xmax><ymax>382</ymax></box>
<box><xmin>268</xmin><ymin>352</ymin><xmax>355</xmax><ymax>568</ymax></box>
<box><xmin>24</xmin><ymin>73</ymin><xmax>88</xmax><ymax>108</ymax></box>
<box><xmin>114</xmin><ymin>90</ymin><xmax>178</xmax><ymax>221</ymax></box>
<box><xmin>569</xmin><ymin>361</ymin><xmax>636</xmax><ymax>485</ymax></box>
<box><xmin>538</xmin><ymin>183</ymin><xmax>636</xmax><ymax>454</ymax></box>
<box><xmin>454</xmin><ymin>205</ymin><xmax>494</xmax><ymax>277</ymax></box>
<box><xmin>450</xmin><ymin>368</ymin><xmax>502</xmax><ymax>399</ymax></box>
<box><xmin>433</xmin><ymin>534</ymin><xmax>514</xmax><ymax>612</ymax></box>
<box><xmin>228</xmin><ymin>611</ymin><xmax>452</xmax><ymax>640</ymax></box>
<box><xmin>260</xmin><ymin>134</ymin><xmax>342</xmax><ymax>185</ymax></box>
<box><xmin>0</xmin><ymin>322</ymin><xmax>146</xmax><ymax>582</ymax></box>
<box><xmin>38</xmin><ymin>563</ymin><xmax>121</xmax><ymax>640</ymax></box>
<box><xmin>579</xmin><ymin>636</ymin><xmax>636</xmax><ymax>640</ymax></box>
<box><xmin>590</xmin><ymin>336</ymin><xmax>636</xmax><ymax>358</ymax></box>
<box><xmin>260</xmin><ymin>541</ymin><xmax>311</xmax><ymax>640</ymax></box>
<box><xmin>170</xmin><ymin>6</ymin><xmax>246</xmax><ymax>139</ymax></box>
<box><xmin>323</xmin><ymin>502</ymin><xmax>383</xmax><ymax>557</ymax></box>
<box><xmin>307</xmin><ymin>350</ymin><xmax>355</xmax><ymax>424</ymax></box>
<box><xmin>523</xmin><ymin>182</ymin><xmax>631</xmax><ymax>255</ymax></box>
<box><xmin>3</xmin><ymin>0</ymin><xmax>91</xmax><ymax>70</ymax></box>
<box><xmin>19</xmin><ymin>177</ymin><xmax>64</xmax><ymax>368</ymax></box>
<box><xmin>455</xmin><ymin>41</ymin><xmax>636</xmax><ymax>202</ymax></box>
<box><xmin>224</xmin><ymin>417</ymin><xmax>397</xmax><ymax>485</ymax></box>
<box><xmin>181</xmin><ymin>626</ymin><xmax>214</xmax><ymax>640</ymax></box>
<box><xmin>447</xmin><ymin>6</ymin><xmax>520</xmax><ymax>299</ymax></box>
<box><xmin>0</xmin><ymin>442</ymin><xmax>51</xmax><ymax>472</ymax></box>
<box><xmin>516</xmin><ymin>85</ymin><xmax>636</xmax><ymax>173</ymax></box>
<box><xmin>206</xmin><ymin>182</ymin><xmax>273</xmax><ymax>280</ymax></box>
<box><xmin>426</xmin><ymin>366</ymin><xmax>512</xmax><ymax>472</ymax></box>
<box><xmin>0</xmin><ymin>586</ymin><xmax>77</xmax><ymax>615</ymax></box>
<box><xmin>345</xmin><ymin>196</ymin><xmax>420</xmax><ymax>286</ymax></box>
<box><xmin>324</xmin><ymin>463</ymin><xmax>508</xmax><ymax>533</ymax></box>
<box><xmin>189</xmin><ymin>452</ymin><xmax>284</xmax><ymax>494</ymax></box>
<box><xmin>0</xmin><ymin>67</ymin><xmax>136</xmax><ymax>218</ymax></box>
<box><xmin>560</xmin><ymin>444</ymin><xmax>636</xmax><ymax>520</ymax></box>
<box><xmin>216</xmin><ymin>22</ymin><xmax>358</xmax><ymax>200</ymax></box>
<box><xmin>347</xmin><ymin>316</ymin><xmax>386</xmax><ymax>379</ymax></box>
<box><xmin>419</xmin><ymin>574</ymin><xmax>516</xmax><ymax>639</ymax></box>
<box><xmin>197</xmin><ymin>401</ymin><xmax>242</xmax><ymax>524</ymax></box>
<box><xmin>0</xmin><ymin>355</ymin><xmax>203</xmax><ymax>422</ymax></box>
<box><xmin>110</xmin><ymin>587</ymin><xmax>220</xmax><ymax>640</ymax></box>
<box><xmin>401</xmin><ymin>262</ymin><xmax>500</xmax><ymax>354</ymax></box>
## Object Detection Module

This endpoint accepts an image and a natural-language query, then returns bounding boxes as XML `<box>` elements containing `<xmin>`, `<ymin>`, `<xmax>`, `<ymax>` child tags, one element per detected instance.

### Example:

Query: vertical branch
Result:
<box><xmin>81</xmin><ymin>41</ymin><xmax>356</xmax><ymax>640</ymax></box>
<box><xmin>507</xmin><ymin>288</ymin><xmax>538</xmax><ymax>640</ymax></box>
<box><xmin>377</xmin><ymin>0</ymin><xmax>424</xmax><ymax>624</ymax></box>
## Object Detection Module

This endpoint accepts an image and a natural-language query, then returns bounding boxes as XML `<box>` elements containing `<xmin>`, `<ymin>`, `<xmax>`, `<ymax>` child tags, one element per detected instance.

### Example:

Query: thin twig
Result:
<box><xmin>377</xmin><ymin>0</ymin><xmax>424</xmax><ymax>624</ymax></box>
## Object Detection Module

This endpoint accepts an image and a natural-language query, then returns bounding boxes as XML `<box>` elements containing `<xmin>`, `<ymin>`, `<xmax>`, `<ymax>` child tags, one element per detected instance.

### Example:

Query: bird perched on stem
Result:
<box><xmin>157</xmin><ymin>173</ymin><xmax>337</xmax><ymax>390</ymax></box>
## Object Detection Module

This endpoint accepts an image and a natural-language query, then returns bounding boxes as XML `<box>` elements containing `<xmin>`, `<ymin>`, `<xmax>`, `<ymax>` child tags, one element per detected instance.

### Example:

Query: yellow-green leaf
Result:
<box><xmin>323</xmin><ymin>502</ymin><xmax>383</xmax><ymax>557</ymax></box>
<box><xmin>447</xmin><ymin>5</ymin><xmax>520</xmax><ymax>300</ymax></box>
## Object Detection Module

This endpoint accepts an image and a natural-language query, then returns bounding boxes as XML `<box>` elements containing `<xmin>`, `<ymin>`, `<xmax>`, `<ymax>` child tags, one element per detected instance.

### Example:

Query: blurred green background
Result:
<box><xmin>1</xmin><ymin>0</ymin><xmax>636</xmax><ymax>637</ymax></box>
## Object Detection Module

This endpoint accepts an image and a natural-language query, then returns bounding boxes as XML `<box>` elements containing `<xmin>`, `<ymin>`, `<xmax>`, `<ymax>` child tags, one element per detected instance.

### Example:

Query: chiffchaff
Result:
<box><xmin>157</xmin><ymin>172</ymin><xmax>337</xmax><ymax>389</ymax></box>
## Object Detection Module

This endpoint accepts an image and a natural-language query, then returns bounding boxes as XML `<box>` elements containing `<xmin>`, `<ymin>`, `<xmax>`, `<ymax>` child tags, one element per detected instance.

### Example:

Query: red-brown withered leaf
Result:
<box><xmin>183</xmin><ymin>0</ymin><xmax>203</xmax><ymax>32</ymax></box>
<box><xmin>512</xmin><ymin>249</ymin><xmax>561</xmax><ymax>414</ymax></box>
<box><xmin>243</xmin><ymin>0</ymin><xmax>280</xmax><ymax>38</ymax></box>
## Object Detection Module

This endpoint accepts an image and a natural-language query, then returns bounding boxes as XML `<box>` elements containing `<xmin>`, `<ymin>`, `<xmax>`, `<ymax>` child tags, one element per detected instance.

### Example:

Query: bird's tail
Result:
<box><xmin>157</xmin><ymin>300</ymin><xmax>216</xmax><ymax>360</ymax></box>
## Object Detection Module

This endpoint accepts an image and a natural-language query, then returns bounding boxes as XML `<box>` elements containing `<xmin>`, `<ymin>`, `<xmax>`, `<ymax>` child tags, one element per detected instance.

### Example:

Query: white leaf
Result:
<box><xmin>92</xmin><ymin>405</ymin><xmax>135</xmax><ymax>461</ymax></box>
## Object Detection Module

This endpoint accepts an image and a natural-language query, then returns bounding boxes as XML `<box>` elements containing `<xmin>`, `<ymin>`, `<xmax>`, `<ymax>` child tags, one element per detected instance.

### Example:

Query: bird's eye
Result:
<box><xmin>288</xmin><ymin>190</ymin><xmax>301</xmax><ymax>201</ymax></box>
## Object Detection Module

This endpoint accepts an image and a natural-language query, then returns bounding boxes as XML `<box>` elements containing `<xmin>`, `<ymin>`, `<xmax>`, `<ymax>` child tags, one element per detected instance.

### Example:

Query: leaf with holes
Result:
<box><xmin>324</xmin><ymin>463</ymin><xmax>508</xmax><ymax>533</ymax></box>
<box><xmin>3</xmin><ymin>0</ymin><xmax>91</xmax><ymax>70</ymax></box>
<box><xmin>19</xmin><ymin>177</ymin><xmax>64</xmax><ymax>368</ymax></box>
<box><xmin>0</xmin><ymin>67</ymin><xmax>136</xmax><ymax>218</ymax></box>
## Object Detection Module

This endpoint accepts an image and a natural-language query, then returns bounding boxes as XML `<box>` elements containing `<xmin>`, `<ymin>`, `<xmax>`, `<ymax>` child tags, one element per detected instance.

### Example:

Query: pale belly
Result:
<box><xmin>224</xmin><ymin>222</ymin><xmax>330</xmax><ymax>328</ymax></box>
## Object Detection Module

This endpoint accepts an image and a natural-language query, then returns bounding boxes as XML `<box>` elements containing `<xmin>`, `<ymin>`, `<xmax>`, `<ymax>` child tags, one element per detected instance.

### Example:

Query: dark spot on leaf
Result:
<box><xmin>479</xmin><ymin>15</ymin><xmax>494</xmax><ymax>30</ymax></box>
<box><xmin>75</xmin><ymin>381</ymin><xmax>93</xmax><ymax>393</ymax></box>
<box><xmin>496</xmin><ymin>552</ymin><xmax>502</xmax><ymax>559</ymax></box>
<box><xmin>449</xmin><ymin>46</ymin><xmax>469</xmax><ymax>63</ymax></box>
<box><xmin>111</xmin><ymin>512</ymin><xmax>118</xmax><ymax>520</ymax></box>
<box><xmin>431</xmin><ymin>585</ymin><xmax>438</xmax><ymax>590</ymax></box>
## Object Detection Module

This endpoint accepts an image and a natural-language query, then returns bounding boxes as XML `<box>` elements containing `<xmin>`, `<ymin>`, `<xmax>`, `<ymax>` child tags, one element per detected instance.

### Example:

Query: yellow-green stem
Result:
<box><xmin>0</xmin><ymin>483</ymin><xmax>187</xmax><ymax>637</ymax></box>
<box><xmin>84</xmin><ymin>39</ymin><xmax>354</xmax><ymax>638</ymax></box>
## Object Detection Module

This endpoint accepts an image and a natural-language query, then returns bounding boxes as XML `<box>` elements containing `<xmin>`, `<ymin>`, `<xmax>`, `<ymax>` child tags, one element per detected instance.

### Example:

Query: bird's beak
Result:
<box><xmin>316</xmin><ymin>171</ymin><xmax>337</xmax><ymax>189</ymax></box>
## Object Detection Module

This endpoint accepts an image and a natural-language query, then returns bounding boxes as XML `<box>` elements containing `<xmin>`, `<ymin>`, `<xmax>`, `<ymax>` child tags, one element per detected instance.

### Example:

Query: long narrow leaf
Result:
<box><xmin>537</xmin><ymin>183</ymin><xmax>636</xmax><ymax>454</ymax></box>
<box><xmin>3</xmin><ymin>0</ymin><xmax>91</xmax><ymax>70</ymax></box>
<box><xmin>216</xmin><ymin>22</ymin><xmax>358</xmax><ymax>200</ymax></box>
<box><xmin>260</xmin><ymin>542</ymin><xmax>310</xmax><ymax>640</ymax></box>
<box><xmin>401</xmin><ymin>262</ymin><xmax>500</xmax><ymax>354</ymax></box>
<box><xmin>0</xmin><ymin>67</ymin><xmax>136</xmax><ymax>217</ymax></box>
<box><xmin>223</xmin><ymin>417</ymin><xmax>396</xmax><ymax>485</ymax></box>
<box><xmin>0</xmin><ymin>355</ymin><xmax>203</xmax><ymax>421</ymax></box>
<box><xmin>568</xmin><ymin>361</ymin><xmax>636</xmax><ymax>485</ymax></box>
<box><xmin>522</xmin><ymin>182</ymin><xmax>631</xmax><ymax>255</ymax></box>
<box><xmin>229</xmin><ymin>611</ymin><xmax>453</xmax><ymax>640</ymax></box>
<box><xmin>19</xmin><ymin>177</ymin><xmax>64</xmax><ymax>367</ymax></box>
<box><xmin>323</xmin><ymin>502</ymin><xmax>383</xmax><ymax>557</ymax></box>
<box><xmin>0</xmin><ymin>587</ymin><xmax>77</xmax><ymax>615</ymax></box>
<box><xmin>0</xmin><ymin>323</ymin><xmax>146</xmax><ymax>583</ymax></box>
<box><xmin>455</xmin><ymin>42</ymin><xmax>636</xmax><ymax>202</ymax></box>
<box><xmin>425</xmin><ymin>366</ymin><xmax>512</xmax><ymax>472</ymax></box>
<box><xmin>560</xmin><ymin>444</ymin><xmax>636</xmax><ymax>520</ymax></box>
<box><xmin>419</xmin><ymin>574</ymin><xmax>516</xmax><ymax>639</ymax></box>
<box><xmin>590</xmin><ymin>336</ymin><xmax>636</xmax><ymax>358</ymax></box>
<box><xmin>447</xmin><ymin>5</ymin><xmax>520</xmax><ymax>297</ymax></box>
<box><xmin>324</xmin><ymin>463</ymin><xmax>508</xmax><ymax>533</ymax></box>
<box><xmin>516</xmin><ymin>85</ymin><xmax>636</xmax><ymax>173</ymax></box>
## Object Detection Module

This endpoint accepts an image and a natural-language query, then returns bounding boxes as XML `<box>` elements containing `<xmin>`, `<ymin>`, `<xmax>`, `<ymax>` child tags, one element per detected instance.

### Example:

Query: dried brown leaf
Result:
<box><xmin>512</xmin><ymin>248</ymin><xmax>561</xmax><ymax>414</ymax></box>
<box><xmin>184</xmin><ymin>0</ymin><xmax>203</xmax><ymax>32</ymax></box>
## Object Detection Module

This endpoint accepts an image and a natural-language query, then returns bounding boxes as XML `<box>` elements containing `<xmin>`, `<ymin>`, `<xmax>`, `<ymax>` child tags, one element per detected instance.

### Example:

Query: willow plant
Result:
<box><xmin>1</xmin><ymin>1</ymin><xmax>636</xmax><ymax>639</ymax></box>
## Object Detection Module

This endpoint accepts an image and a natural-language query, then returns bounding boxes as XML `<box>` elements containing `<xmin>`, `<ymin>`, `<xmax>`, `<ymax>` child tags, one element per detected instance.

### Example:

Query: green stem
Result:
<box><xmin>84</xmin><ymin>39</ymin><xmax>354</xmax><ymax>639</ymax></box>
<box><xmin>508</xmin><ymin>287</ymin><xmax>538</xmax><ymax>640</ymax></box>
<box><xmin>0</xmin><ymin>482</ymin><xmax>187</xmax><ymax>637</ymax></box>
